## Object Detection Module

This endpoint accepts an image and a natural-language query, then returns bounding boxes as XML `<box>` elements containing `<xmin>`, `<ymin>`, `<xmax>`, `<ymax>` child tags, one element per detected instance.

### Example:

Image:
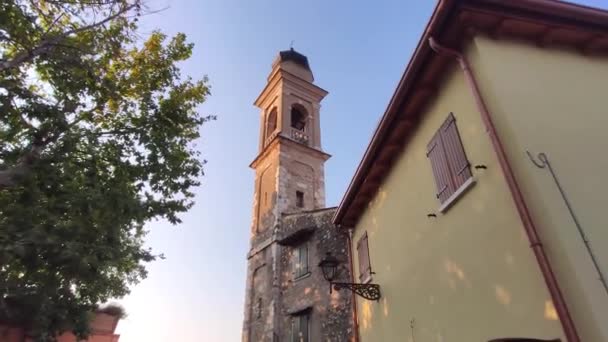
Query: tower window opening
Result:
<box><xmin>256</xmin><ymin>298</ymin><xmax>263</xmax><ymax>319</ymax></box>
<box><xmin>296</xmin><ymin>191</ymin><xmax>304</xmax><ymax>208</ymax></box>
<box><xmin>266</xmin><ymin>108</ymin><xmax>278</xmax><ymax>140</ymax></box>
<box><xmin>291</xmin><ymin>106</ymin><xmax>307</xmax><ymax>131</ymax></box>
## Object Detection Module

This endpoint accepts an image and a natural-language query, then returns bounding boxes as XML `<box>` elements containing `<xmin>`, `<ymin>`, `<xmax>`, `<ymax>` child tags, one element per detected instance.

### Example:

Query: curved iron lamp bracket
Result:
<box><xmin>330</xmin><ymin>282</ymin><xmax>381</xmax><ymax>301</ymax></box>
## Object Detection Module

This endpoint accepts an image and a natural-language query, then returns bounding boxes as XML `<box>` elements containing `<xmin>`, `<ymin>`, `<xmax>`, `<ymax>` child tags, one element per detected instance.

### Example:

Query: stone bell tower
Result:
<box><xmin>250</xmin><ymin>48</ymin><xmax>330</xmax><ymax>235</ymax></box>
<box><xmin>242</xmin><ymin>49</ymin><xmax>337</xmax><ymax>342</ymax></box>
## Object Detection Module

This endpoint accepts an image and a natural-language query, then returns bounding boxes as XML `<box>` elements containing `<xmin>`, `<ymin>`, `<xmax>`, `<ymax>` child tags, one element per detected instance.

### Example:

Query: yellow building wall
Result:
<box><xmin>471</xmin><ymin>35</ymin><xmax>608</xmax><ymax>342</ymax></box>
<box><xmin>351</xmin><ymin>54</ymin><xmax>564</xmax><ymax>341</ymax></box>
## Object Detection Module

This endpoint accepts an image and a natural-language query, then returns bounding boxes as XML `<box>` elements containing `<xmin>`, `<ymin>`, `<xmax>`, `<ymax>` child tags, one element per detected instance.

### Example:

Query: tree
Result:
<box><xmin>0</xmin><ymin>0</ymin><xmax>212</xmax><ymax>339</ymax></box>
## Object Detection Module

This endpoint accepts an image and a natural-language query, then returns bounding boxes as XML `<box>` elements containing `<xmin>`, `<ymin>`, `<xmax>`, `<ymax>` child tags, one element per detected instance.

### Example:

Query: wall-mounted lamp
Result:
<box><xmin>318</xmin><ymin>253</ymin><xmax>381</xmax><ymax>301</ymax></box>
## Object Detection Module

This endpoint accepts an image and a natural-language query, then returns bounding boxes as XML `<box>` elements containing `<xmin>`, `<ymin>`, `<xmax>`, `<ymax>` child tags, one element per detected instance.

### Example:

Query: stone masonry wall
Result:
<box><xmin>243</xmin><ymin>248</ymin><xmax>274</xmax><ymax>342</ymax></box>
<box><xmin>278</xmin><ymin>208</ymin><xmax>354</xmax><ymax>342</ymax></box>
<box><xmin>243</xmin><ymin>208</ymin><xmax>354</xmax><ymax>342</ymax></box>
<box><xmin>277</xmin><ymin>139</ymin><xmax>327</xmax><ymax>214</ymax></box>
<box><xmin>245</xmin><ymin>50</ymin><xmax>345</xmax><ymax>342</ymax></box>
<box><xmin>245</xmin><ymin>138</ymin><xmax>331</xmax><ymax>342</ymax></box>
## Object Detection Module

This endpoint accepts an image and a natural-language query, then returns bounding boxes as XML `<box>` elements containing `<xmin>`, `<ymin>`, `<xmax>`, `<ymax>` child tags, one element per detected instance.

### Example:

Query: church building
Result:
<box><xmin>241</xmin><ymin>49</ymin><xmax>354</xmax><ymax>342</ymax></box>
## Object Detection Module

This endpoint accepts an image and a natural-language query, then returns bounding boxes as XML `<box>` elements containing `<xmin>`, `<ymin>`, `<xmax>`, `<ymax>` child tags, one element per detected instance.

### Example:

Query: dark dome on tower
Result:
<box><xmin>278</xmin><ymin>48</ymin><xmax>311</xmax><ymax>71</ymax></box>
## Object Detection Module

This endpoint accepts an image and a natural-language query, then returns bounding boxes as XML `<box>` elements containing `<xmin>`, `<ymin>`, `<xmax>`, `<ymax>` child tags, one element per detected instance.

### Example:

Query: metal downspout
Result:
<box><xmin>346</xmin><ymin>228</ymin><xmax>360</xmax><ymax>342</ymax></box>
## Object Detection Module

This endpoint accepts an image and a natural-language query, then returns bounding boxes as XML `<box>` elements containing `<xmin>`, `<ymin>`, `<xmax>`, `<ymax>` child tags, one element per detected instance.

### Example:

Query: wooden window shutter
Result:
<box><xmin>441</xmin><ymin>113</ymin><xmax>472</xmax><ymax>189</ymax></box>
<box><xmin>357</xmin><ymin>233</ymin><xmax>371</xmax><ymax>281</ymax></box>
<box><xmin>427</xmin><ymin>131</ymin><xmax>455</xmax><ymax>204</ymax></box>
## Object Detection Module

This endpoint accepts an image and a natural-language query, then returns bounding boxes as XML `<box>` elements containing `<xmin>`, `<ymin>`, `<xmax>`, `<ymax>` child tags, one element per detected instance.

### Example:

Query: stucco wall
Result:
<box><xmin>351</xmin><ymin>57</ymin><xmax>563</xmax><ymax>341</ymax></box>
<box><xmin>471</xmin><ymin>35</ymin><xmax>608</xmax><ymax>342</ymax></box>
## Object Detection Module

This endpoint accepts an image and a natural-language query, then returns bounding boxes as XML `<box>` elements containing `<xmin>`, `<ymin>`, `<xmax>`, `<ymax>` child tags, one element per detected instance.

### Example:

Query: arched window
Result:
<box><xmin>265</xmin><ymin>108</ymin><xmax>277</xmax><ymax>140</ymax></box>
<box><xmin>291</xmin><ymin>105</ymin><xmax>307</xmax><ymax>131</ymax></box>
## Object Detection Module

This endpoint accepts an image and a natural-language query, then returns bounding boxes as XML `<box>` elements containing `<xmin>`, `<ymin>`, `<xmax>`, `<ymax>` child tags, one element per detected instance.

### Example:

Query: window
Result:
<box><xmin>291</xmin><ymin>105</ymin><xmax>307</xmax><ymax>131</ymax></box>
<box><xmin>256</xmin><ymin>298</ymin><xmax>262</xmax><ymax>319</ymax></box>
<box><xmin>426</xmin><ymin>113</ymin><xmax>473</xmax><ymax>210</ymax></box>
<box><xmin>265</xmin><ymin>108</ymin><xmax>278</xmax><ymax>141</ymax></box>
<box><xmin>294</xmin><ymin>243</ymin><xmax>309</xmax><ymax>279</ymax></box>
<box><xmin>357</xmin><ymin>232</ymin><xmax>372</xmax><ymax>282</ymax></box>
<box><xmin>296</xmin><ymin>191</ymin><xmax>304</xmax><ymax>208</ymax></box>
<box><xmin>290</xmin><ymin>312</ymin><xmax>310</xmax><ymax>342</ymax></box>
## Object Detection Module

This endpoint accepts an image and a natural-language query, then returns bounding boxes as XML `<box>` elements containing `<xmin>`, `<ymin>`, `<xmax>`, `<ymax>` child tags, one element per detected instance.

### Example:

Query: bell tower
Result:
<box><xmin>250</xmin><ymin>48</ymin><xmax>330</xmax><ymax>237</ymax></box>
<box><xmin>243</xmin><ymin>49</ymin><xmax>331</xmax><ymax>342</ymax></box>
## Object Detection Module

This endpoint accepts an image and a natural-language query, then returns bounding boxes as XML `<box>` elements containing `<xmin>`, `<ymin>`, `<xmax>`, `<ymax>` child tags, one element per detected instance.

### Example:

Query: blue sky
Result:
<box><xmin>116</xmin><ymin>0</ymin><xmax>608</xmax><ymax>340</ymax></box>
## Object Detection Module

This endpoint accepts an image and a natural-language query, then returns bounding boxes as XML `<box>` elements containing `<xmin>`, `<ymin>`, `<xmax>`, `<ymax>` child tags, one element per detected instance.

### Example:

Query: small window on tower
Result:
<box><xmin>256</xmin><ymin>298</ymin><xmax>263</xmax><ymax>319</ymax></box>
<box><xmin>296</xmin><ymin>191</ymin><xmax>304</xmax><ymax>208</ymax></box>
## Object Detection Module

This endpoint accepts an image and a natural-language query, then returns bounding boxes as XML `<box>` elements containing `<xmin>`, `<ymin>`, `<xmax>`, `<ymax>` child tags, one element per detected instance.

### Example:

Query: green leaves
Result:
<box><xmin>0</xmin><ymin>1</ymin><xmax>211</xmax><ymax>340</ymax></box>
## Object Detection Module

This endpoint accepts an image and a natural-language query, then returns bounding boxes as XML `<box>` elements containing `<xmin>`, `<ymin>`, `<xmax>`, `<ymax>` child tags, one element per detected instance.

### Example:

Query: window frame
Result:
<box><xmin>295</xmin><ymin>191</ymin><xmax>304</xmax><ymax>208</ymax></box>
<box><xmin>357</xmin><ymin>232</ymin><xmax>372</xmax><ymax>283</ymax></box>
<box><xmin>427</xmin><ymin>112</ymin><xmax>475</xmax><ymax>213</ymax></box>
<box><xmin>294</xmin><ymin>242</ymin><xmax>310</xmax><ymax>280</ymax></box>
<box><xmin>290</xmin><ymin>311</ymin><xmax>310</xmax><ymax>342</ymax></box>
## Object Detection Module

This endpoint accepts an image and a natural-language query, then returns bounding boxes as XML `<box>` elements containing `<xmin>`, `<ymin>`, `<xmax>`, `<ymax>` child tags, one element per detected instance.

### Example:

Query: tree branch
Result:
<box><xmin>57</xmin><ymin>3</ymin><xmax>136</xmax><ymax>37</ymax></box>
<box><xmin>0</xmin><ymin>143</ymin><xmax>44</xmax><ymax>189</ymax></box>
<box><xmin>93</xmin><ymin>129</ymin><xmax>136</xmax><ymax>136</ymax></box>
<box><xmin>28</xmin><ymin>0</ymin><xmax>53</xmax><ymax>24</ymax></box>
<box><xmin>18</xmin><ymin>113</ymin><xmax>37</xmax><ymax>131</ymax></box>
<box><xmin>0</xmin><ymin>2</ymin><xmax>137</xmax><ymax>72</ymax></box>
<box><xmin>0</xmin><ymin>32</ymin><xmax>20</xmax><ymax>45</ymax></box>
<box><xmin>43</xmin><ymin>0</ymin><xmax>126</xmax><ymax>5</ymax></box>
<box><xmin>43</xmin><ymin>12</ymin><xmax>66</xmax><ymax>37</ymax></box>
<box><xmin>0</xmin><ymin>120</ymin><xmax>76</xmax><ymax>188</ymax></box>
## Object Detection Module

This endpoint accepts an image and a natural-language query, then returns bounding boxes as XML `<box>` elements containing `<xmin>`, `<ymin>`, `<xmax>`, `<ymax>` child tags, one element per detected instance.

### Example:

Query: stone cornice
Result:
<box><xmin>250</xmin><ymin>135</ymin><xmax>331</xmax><ymax>169</ymax></box>
<box><xmin>254</xmin><ymin>69</ymin><xmax>327</xmax><ymax>109</ymax></box>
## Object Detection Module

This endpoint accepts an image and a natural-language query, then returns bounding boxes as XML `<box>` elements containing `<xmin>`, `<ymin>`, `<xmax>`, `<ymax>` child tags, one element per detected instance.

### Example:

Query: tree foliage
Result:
<box><xmin>0</xmin><ymin>0</ymin><xmax>211</xmax><ymax>339</ymax></box>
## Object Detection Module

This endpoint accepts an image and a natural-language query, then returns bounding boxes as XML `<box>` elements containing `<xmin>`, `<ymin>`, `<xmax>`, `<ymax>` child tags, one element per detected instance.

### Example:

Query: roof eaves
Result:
<box><xmin>333</xmin><ymin>0</ymin><xmax>608</xmax><ymax>227</ymax></box>
<box><xmin>332</xmin><ymin>0</ymin><xmax>458</xmax><ymax>227</ymax></box>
